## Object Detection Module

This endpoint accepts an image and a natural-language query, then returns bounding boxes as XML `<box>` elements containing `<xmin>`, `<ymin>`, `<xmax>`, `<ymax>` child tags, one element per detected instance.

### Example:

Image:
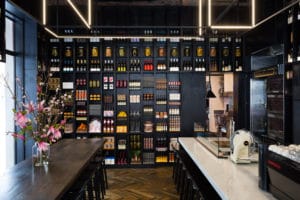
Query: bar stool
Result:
<box><xmin>173</xmin><ymin>149</ymin><xmax>181</xmax><ymax>183</ymax></box>
<box><xmin>180</xmin><ymin>171</ymin><xmax>192</xmax><ymax>200</ymax></box>
<box><xmin>173</xmin><ymin>147</ymin><xmax>183</xmax><ymax>188</ymax></box>
<box><xmin>177</xmin><ymin>164</ymin><xmax>187</xmax><ymax>195</ymax></box>
<box><xmin>175</xmin><ymin>159</ymin><xmax>183</xmax><ymax>192</ymax></box>
<box><xmin>62</xmin><ymin>162</ymin><xmax>97</xmax><ymax>200</ymax></box>
<box><xmin>92</xmin><ymin>150</ymin><xmax>108</xmax><ymax>199</ymax></box>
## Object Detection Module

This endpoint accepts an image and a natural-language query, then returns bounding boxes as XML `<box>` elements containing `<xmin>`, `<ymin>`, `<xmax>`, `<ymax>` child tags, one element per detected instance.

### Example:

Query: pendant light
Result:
<box><xmin>206</xmin><ymin>74</ymin><xmax>216</xmax><ymax>98</ymax></box>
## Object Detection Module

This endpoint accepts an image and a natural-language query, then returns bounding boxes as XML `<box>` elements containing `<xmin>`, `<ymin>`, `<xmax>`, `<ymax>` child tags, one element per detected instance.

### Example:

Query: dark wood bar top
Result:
<box><xmin>0</xmin><ymin>138</ymin><xmax>104</xmax><ymax>200</ymax></box>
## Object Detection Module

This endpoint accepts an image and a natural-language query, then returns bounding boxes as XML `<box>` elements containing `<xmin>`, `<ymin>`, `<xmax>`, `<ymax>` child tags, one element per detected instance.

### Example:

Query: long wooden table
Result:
<box><xmin>0</xmin><ymin>138</ymin><xmax>104</xmax><ymax>200</ymax></box>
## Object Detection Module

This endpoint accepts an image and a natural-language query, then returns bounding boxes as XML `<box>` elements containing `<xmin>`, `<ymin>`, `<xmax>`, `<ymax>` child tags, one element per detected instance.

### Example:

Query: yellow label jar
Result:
<box><xmin>91</xmin><ymin>46</ymin><xmax>99</xmax><ymax>57</ymax></box>
<box><xmin>105</xmin><ymin>47</ymin><xmax>112</xmax><ymax>57</ymax></box>
<box><xmin>119</xmin><ymin>47</ymin><xmax>125</xmax><ymax>57</ymax></box>
<box><xmin>196</xmin><ymin>46</ymin><xmax>204</xmax><ymax>57</ymax></box>
<box><xmin>145</xmin><ymin>47</ymin><xmax>151</xmax><ymax>57</ymax></box>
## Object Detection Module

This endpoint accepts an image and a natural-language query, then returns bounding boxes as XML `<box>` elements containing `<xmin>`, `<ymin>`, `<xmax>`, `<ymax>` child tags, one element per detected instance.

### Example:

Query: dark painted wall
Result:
<box><xmin>181</xmin><ymin>73</ymin><xmax>206</xmax><ymax>136</ymax></box>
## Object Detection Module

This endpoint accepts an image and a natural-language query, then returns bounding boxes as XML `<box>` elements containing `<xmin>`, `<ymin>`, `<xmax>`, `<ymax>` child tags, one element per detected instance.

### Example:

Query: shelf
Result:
<box><xmin>46</xmin><ymin>37</ymin><xmax>235</xmax><ymax>167</ymax></box>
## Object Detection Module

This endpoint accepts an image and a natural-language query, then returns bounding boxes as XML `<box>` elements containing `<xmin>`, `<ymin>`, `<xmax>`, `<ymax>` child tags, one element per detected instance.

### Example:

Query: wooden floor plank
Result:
<box><xmin>104</xmin><ymin>167</ymin><xmax>179</xmax><ymax>200</ymax></box>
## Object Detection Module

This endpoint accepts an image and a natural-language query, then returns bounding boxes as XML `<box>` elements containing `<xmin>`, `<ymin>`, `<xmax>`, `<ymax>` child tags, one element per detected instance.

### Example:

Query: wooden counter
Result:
<box><xmin>0</xmin><ymin>138</ymin><xmax>104</xmax><ymax>200</ymax></box>
<box><xmin>178</xmin><ymin>137</ymin><xmax>276</xmax><ymax>200</ymax></box>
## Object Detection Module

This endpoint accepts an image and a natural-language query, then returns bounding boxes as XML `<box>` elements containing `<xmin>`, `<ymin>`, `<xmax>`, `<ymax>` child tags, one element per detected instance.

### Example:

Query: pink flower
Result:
<box><xmin>53</xmin><ymin>129</ymin><xmax>61</xmax><ymax>139</ymax></box>
<box><xmin>37</xmin><ymin>141</ymin><xmax>49</xmax><ymax>151</ymax></box>
<box><xmin>24</xmin><ymin>101</ymin><xmax>35</xmax><ymax>113</ymax></box>
<box><xmin>14</xmin><ymin>112</ymin><xmax>29</xmax><ymax>128</ymax></box>
<box><xmin>47</xmin><ymin>126</ymin><xmax>61</xmax><ymax>139</ymax></box>
<box><xmin>11</xmin><ymin>133</ymin><xmax>25</xmax><ymax>140</ymax></box>
<box><xmin>60</xmin><ymin>119</ymin><xmax>66</xmax><ymax>125</ymax></box>
<box><xmin>37</xmin><ymin>85</ymin><xmax>42</xmax><ymax>93</ymax></box>
<box><xmin>47</xmin><ymin>126</ymin><xmax>55</xmax><ymax>136</ymax></box>
<box><xmin>37</xmin><ymin>100</ymin><xmax>45</xmax><ymax>112</ymax></box>
<box><xmin>49</xmin><ymin>135</ymin><xmax>56</xmax><ymax>143</ymax></box>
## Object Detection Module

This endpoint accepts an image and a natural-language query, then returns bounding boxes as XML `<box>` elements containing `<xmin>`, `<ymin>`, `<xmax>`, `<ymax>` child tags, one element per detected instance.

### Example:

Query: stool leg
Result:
<box><xmin>179</xmin><ymin>167</ymin><xmax>186</xmax><ymax>196</ymax></box>
<box><xmin>102</xmin><ymin>160</ymin><xmax>108</xmax><ymax>189</ymax></box>
<box><xmin>176</xmin><ymin>162</ymin><xmax>182</xmax><ymax>192</ymax></box>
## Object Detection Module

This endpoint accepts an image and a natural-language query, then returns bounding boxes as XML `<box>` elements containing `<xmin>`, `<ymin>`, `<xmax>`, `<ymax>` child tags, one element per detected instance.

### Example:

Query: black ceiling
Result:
<box><xmin>8</xmin><ymin>0</ymin><xmax>295</xmax><ymax>32</ymax></box>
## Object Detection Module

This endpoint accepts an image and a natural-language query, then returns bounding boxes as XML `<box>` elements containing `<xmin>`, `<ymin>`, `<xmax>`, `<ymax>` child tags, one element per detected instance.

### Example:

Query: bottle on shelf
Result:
<box><xmin>63</xmin><ymin>59</ymin><xmax>74</xmax><ymax>72</ymax></box>
<box><xmin>169</xmin><ymin>58</ymin><xmax>179</xmax><ymax>72</ymax></box>
<box><xmin>195</xmin><ymin>58</ymin><xmax>206</xmax><ymax>72</ymax></box>
<box><xmin>288</xmin><ymin>9</ymin><xmax>293</xmax><ymax>24</ymax></box>
<box><xmin>143</xmin><ymin>60</ymin><xmax>154</xmax><ymax>71</ymax></box>
<box><xmin>117</xmin><ymin>62</ymin><xmax>127</xmax><ymax>72</ymax></box>
<box><xmin>90</xmin><ymin>59</ymin><xmax>101</xmax><ymax>72</ymax></box>
<box><xmin>183</xmin><ymin>61</ymin><xmax>193</xmax><ymax>71</ymax></box>
<box><xmin>234</xmin><ymin>38</ymin><xmax>243</xmax><ymax>71</ymax></box>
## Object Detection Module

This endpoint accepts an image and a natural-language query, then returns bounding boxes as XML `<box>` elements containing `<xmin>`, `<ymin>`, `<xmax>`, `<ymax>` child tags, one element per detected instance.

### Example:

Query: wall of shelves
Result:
<box><xmin>44</xmin><ymin>36</ymin><xmax>243</xmax><ymax>167</ymax></box>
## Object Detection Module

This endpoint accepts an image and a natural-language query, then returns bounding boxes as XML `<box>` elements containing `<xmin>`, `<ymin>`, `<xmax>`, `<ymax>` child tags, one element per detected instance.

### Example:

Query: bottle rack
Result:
<box><xmin>45</xmin><ymin>36</ymin><xmax>243</xmax><ymax>167</ymax></box>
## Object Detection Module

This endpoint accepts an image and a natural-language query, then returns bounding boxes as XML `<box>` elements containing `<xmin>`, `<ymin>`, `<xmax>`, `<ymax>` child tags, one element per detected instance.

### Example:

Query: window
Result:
<box><xmin>0</xmin><ymin>17</ymin><xmax>15</xmax><ymax>175</ymax></box>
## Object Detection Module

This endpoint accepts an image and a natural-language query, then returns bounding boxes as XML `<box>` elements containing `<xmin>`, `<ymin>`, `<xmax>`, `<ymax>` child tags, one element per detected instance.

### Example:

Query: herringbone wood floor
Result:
<box><xmin>104</xmin><ymin>167</ymin><xmax>179</xmax><ymax>200</ymax></box>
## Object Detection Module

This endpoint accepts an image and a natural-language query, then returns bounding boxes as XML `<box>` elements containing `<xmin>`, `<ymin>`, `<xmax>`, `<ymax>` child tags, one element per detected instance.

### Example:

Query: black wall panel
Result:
<box><xmin>181</xmin><ymin>73</ymin><xmax>206</xmax><ymax>136</ymax></box>
<box><xmin>293</xmin><ymin>100</ymin><xmax>300</xmax><ymax>144</ymax></box>
<box><xmin>293</xmin><ymin>63</ymin><xmax>300</xmax><ymax>100</ymax></box>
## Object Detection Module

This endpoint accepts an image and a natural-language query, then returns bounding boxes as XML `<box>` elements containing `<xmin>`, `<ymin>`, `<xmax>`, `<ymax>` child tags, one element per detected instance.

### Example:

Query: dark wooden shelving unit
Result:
<box><xmin>43</xmin><ymin>35</ymin><xmax>244</xmax><ymax>167</ymax></box>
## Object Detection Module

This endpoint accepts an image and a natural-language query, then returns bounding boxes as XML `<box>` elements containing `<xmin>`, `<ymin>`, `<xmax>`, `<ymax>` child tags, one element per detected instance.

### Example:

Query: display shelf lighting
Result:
<box><xmin>208</xmin><ymin>0</ymin><xmax>255</xmax><ymax>30</ymax></box>
<box><xmin>43</xmin><ymin>35</ymin><xmax>204</xmax><ymax>40</ymax></box>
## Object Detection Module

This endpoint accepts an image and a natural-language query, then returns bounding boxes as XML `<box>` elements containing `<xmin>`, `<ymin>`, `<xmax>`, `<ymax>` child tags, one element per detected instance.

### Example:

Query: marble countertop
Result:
<box><xmin>178</xmin><ymin>137</ymin><xmax>276</xmax><ymax>200</ymax></box>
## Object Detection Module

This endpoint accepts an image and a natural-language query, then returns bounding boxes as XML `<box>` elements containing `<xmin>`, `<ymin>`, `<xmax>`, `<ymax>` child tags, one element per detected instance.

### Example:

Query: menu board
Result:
<box><xmin>0</xmin><ymin>0</ymin><xmax>5</xmax><ymax>62</ymax></box>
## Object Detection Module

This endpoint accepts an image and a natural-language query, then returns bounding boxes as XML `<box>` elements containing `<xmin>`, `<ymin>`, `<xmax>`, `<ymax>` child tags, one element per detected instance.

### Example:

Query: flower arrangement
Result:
<box><xmin>1</xmin><ymin>72</ymin><xmax>69</xmax><ymax>151</ymax></box>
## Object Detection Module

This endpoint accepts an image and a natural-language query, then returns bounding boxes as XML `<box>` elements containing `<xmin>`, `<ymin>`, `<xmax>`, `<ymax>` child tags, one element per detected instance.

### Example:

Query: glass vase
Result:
<box><xmin>32</xmin><ymin>143</ymin><xmax>50</xmax><ymax>167</ymax></box>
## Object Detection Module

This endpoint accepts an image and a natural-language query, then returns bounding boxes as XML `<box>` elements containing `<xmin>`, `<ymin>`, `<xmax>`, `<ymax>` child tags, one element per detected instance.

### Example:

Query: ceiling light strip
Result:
<box><xmin>67</xmin><ymin>0</ymin><xmax>90</xmax><ymax>29</ymax></box>
<box><xmin>208</xmin><ymin>0</ymin><xmax>211</xmax><ymax>26</ymax></box>
<box><xmin>45</xmin><ymin>27</ymin><xmax>59</xmax><ymax>38</ymax></box>
<box><xmin>252</xmin><ymin>0</ymin><xmax>255</xmax><ymax>26</ymax></box>
<box><xmin>211</xmin><ymin>25</ymin><xmax>252</xmax><ymax>29</ymax></box>
<box><xmin>199</xmin><ymin>0</ymin><xmax>202</xmax><ymax>35</ymax></box>
<box><xmin>88</xmin><ymin>0</ymin><xmax>92</xmax><ymax>26</ymax></box>
<box><xmin>53</xmin><ymin>35</ymin><xmax>203</xmax><ymax>40</ymax></box>
<box><xmin>43</xmin><ymin>0</ymin><xmax>46</xmax><ymax>25</ymax></box>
